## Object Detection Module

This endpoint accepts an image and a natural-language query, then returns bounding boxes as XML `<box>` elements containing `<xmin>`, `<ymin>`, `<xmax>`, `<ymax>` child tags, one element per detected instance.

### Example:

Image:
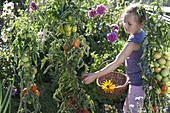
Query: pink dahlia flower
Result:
<box><xmin>88</xmin><ymin>9</ymin><xmax>97</xmax><ymax>18</ymax></box>
<box><xmin>95</xmin><ymin>4</ymin><xmax>106</xmax><ymax>15</ymax></box>
<box><xmin>107</xmin><ymin>32</ymin><xmax>118</xmax><ymax>43</ymax></box>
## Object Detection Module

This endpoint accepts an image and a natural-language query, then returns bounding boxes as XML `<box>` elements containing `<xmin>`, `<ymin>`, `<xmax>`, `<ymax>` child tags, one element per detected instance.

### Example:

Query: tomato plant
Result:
<box><xmin>0</xmin><ymin>0</ymin><xmax>170</xmax><ymax>113</ymax></box>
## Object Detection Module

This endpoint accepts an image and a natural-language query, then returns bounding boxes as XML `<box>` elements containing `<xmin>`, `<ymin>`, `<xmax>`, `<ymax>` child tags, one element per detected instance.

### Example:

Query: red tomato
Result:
<box><xmin>153</xmin><ymin>106</ymin><xmax>157</xmax><ymax>112</ymax></box>
<box><xmin>22</xmin><ymin>88</ymin><xmax>27</xmax><ymax>95</ymax></box>
<box><xmin>75</xmin><ymin>109</ymin><xmax>82</xmax><ymax>113</ymax></box>
<box><xmin>31</xmin><ymin>84</ymin><xmax>37</xmax><ymax>93</ymax></box>
<box><xmin>82</xmin><ymin>109</ymin><xmax>89</xmax><ymax>113</ymax></box>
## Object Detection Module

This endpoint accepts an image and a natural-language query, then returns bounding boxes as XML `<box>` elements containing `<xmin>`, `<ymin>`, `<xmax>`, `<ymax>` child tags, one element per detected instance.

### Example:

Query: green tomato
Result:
<box><xmin>153</xmin><ymin>61</ymin><xmax>159</xmax><ymax>67</ymax></box>
<box><xmin>155</xmin><ymin>88</ymin><xmax>161</xmax><ymax>95</ymax></box>
<box><xmin>165</xmin><ymin>60</ymin><xmax>170</xmax><ymax>66</ymax></box>
<box><xmin>21</xmin><ymin>56</ymin><xmax>29</xmax><ymax>62</ymax></box>
<box><xmin>162</xmin><ymin>77</ymin><xmax>169</xmax><ymax>84</ymax></box>
<box><xmin>161</xmin><ymin>68</ymin><xmax>169</xmax><ymax>77</ymax></box>
<box><xmin>23</xmin><ymin>72</ymin><xmax>30</xmax><ymax>78</ymax></box>
<box><xmin>67</xmin><ymin>15</ymin><xmax>72</xmax><ymax>23</ymax></box>
<box><xmin>164</xmin><ymin>52</ymin><xmax>170</xmax><ymax>60</ymax></box>
<box><xmin>63</xmin><ymin>24</ymin><xmax>72</xmax><ymax>32</ymax></box>
<box><xmin>24</xmin><ymin>62</ymin><xmax>31</xmax><ymax>68</ymax></box>
<box><xmin>59</xmin><ymin>25</ymin><xmax>65</xmax><ymax>34</ymax></box>
<box><xmin>155</xmin><ymin>74</ymin><xmax>162</xmax><ymax>81</ymax></box>
<box><xmin>158</xmin><ymin>58</ymin><xmax>166</xmax><ymax>65</ymax></box>
<box><xmin>71</xmin><ymin>25</ymin><xmax>77</xmax><ymax>33</ymax></box>
<box><xmin>65</xmin><ymin>31</ymin><xmax>71</xmax><ymax>37</ymax></box>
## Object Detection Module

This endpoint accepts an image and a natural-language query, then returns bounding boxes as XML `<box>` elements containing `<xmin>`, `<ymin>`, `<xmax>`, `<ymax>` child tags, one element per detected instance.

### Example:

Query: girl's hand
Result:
<box><xmin>81</xmin><ymin>73</ymin><xmax>97</xmax><ymax>84</ymax></box>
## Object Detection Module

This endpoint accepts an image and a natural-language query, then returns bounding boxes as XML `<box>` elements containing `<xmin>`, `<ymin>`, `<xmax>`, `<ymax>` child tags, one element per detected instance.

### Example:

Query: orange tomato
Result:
<box><xmin>31</xmin><ymin>84</ymin><xmax>37</xmax><ymax>93</ymax></box>
<box><xmin>161</xmin><ymin>91</ymin><xmax>166</xmax><ymax>95</ymax></box>
<box><xmin>73</xmin><ymin>38</ymin><xmax>80</xmax><ymax>48</ymax></box>
<box><xmin>161</xmin><ymin>85</ymin><xmax>168</xmax><ymax>92</ymax></box>
<box><xmin>35</xmin><ymin>90</ymin><xmax>40</xmax><ymax>97</ymax></box>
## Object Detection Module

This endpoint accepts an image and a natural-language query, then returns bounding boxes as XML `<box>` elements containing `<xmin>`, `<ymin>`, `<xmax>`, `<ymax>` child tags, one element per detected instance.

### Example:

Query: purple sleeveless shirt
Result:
<box><xmin>125</xmin><ymin>29</ymin><xmax>146</xmax><ymax>86</ymax></box>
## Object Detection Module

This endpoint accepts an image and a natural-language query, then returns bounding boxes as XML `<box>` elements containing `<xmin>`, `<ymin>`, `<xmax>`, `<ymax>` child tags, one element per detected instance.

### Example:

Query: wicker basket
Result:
<box><xmin>96</xmin><ymin>60</ymin><xmax>129</xmax><ymax>99</ymax></box>
<box><xmin>96</xmin><ymin>72</ymin><xmax>129</xmax><ymax>99</ymax></box>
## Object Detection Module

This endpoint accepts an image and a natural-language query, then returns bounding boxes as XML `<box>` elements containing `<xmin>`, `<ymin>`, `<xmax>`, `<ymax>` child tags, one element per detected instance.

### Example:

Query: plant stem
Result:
<box><xmin>17</xmin><ymin>79</ymin><xmax>23</xmax><ymax>113</ymax></box>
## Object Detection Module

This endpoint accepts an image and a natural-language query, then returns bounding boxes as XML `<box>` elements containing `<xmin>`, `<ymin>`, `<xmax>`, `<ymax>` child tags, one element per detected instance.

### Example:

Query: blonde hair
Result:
<box><xmin>123</xmin><ymin>3</ymin><xmax>146</xmax><ymax>23</ymax></box>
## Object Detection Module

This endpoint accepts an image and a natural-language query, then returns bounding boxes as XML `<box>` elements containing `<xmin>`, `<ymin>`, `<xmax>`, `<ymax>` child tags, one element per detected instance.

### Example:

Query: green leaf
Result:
<box><xmin>43</xmin><ymin>64</ymin><xmax>52</xmax><ymax>74</ymax></box>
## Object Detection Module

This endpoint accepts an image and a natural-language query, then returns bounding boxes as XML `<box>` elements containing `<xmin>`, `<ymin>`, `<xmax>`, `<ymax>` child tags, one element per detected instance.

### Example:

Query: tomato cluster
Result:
<box><xmin>152</xmin><ymin>52</ymin><xmax>170</xmax><ymax>84</ymax></box>
<box><xmin>151</xmin><ymin>51</ymin><xmax>170</xmax><ymax>95</ymax></box>
<box><xmin>22</xmin><ymin>84</ymin><xmax>40</xmax><ymax>97</ymax></box>
<box><xmin>59</xmin><ymin>15</ymin><xmax>78</xmax><ymax>37</ymax></box>
<box><xmin>63</xmin><ymin>38</ymin><xmax>81</xmax><ymax>52</ymax></box>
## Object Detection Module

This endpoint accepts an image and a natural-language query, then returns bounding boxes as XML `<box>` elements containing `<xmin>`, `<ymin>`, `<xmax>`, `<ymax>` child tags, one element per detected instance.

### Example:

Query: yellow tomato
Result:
<box><xmin>153</xmin><ymin>52</ymin><xmax>161</xmax><ymax>59</ymax></box>
<box><xmin>63</xmin><ymin>24</ymin><xmax>72</xmax><ymax>32</ymax></box>
<box><xmin>71</xmin><ymin>25</ymin><xmax>77</xmax><ymax>33</ymax></box>
<box><xmin>65</xmin><ymin>31</ymin><xmax>71</xmax><ymax>37</ymax></box>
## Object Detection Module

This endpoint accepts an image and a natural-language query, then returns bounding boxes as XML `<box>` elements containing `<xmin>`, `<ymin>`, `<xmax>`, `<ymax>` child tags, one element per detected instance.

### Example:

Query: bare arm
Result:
<box><xmin>82</xmin><ymin>41</ymin><xmax>140</xmax><ymax>84</ymax></box>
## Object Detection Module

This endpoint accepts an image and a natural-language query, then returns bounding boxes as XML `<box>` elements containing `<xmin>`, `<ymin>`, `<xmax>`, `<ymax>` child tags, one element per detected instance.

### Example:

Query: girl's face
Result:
<box><xmin>123</xmin><ymin>13</ymin><xmax>144</xmax><ymax>35</ymax></box>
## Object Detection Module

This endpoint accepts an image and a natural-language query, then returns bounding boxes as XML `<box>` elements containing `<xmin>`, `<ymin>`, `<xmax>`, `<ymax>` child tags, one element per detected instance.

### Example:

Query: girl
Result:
<box><xmin>82</xmin><ymin>3</ymin><xmax>147</xmax><ymax>113</ymax></box>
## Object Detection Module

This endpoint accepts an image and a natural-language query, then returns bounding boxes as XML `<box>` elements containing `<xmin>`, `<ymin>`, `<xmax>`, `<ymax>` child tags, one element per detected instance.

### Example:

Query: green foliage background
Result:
<box><xmin>0</xmin><ymin>0</ymin><xmax>170</xmax><ymax>113</ymax></box>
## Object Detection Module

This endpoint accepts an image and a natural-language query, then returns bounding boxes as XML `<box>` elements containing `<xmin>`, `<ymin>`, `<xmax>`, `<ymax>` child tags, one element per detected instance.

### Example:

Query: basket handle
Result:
<box><xmin>98</xmin><ymin>60</ymin><xmax>114</xmax><ymax>70</ymax></box>
<box><xmin>96</xmin><ymin>76</ymin><xmax>129</xmax><ymax>89</ymax></box>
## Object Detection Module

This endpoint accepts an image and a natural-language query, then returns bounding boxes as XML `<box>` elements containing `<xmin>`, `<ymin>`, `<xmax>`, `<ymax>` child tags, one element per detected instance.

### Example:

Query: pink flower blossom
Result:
<box><xmin>88</xmin><ymin>9</ymin><xmax>97</xmax><ymax>18</ymax></box>
<box><xmin>107</xmin><ymin>32</ymin><xmax>118</xmax><ymax>43</ymax></box>
<box><xmin>95</xmin><ymin>4</ymin><xmax>106</xmax><ymax>15</ymax></box>
<box><xmin>38</xmin><ymin>31</ymin><xmax>44</xmax><ymax>37</ymax></box>
<box><xmin>30</xmin><ymin>1</ymin><xmax>37</xmax><ymax>10</ymax></box>
<box><xmin>111</xmin><ymin>24</ymin><xmax>119</xmax><ymax>32</ymax></box>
